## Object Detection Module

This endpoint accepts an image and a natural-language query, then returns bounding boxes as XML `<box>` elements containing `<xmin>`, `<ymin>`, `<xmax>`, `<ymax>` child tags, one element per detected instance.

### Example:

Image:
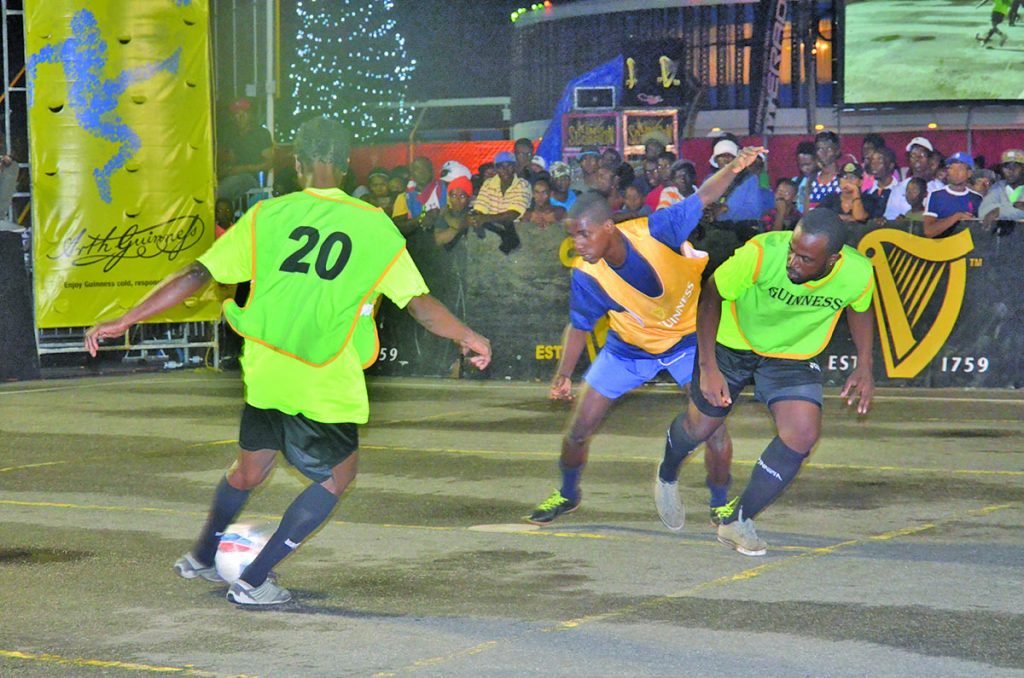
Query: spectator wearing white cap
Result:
<box><xmin>980</xmin><ymin>148</ymin><xmax>1024</xmax><ymax>229</ymax></box>
<box><xmin>700</xmin><ymin>141</ymin><xmax>773</xmax><ymax>223</ymax></box>
<box><xmin>922</xmin><ymin>152</ymin><xmax>983</xmax><ymax>238</ymax></box>
<box><xmin>530</xmin><ymin>155</ymin><xmax>547</xmax><ymax>177</ymax></box>
<box><xmin>888</xmin><ymin>136</ymin><xmax>945</xmax><ymax>222</ymax></box>
<box><xmin>439</xmin><ymin>160</ymin><xmax>472</xmax><ymax>183</ymax></box>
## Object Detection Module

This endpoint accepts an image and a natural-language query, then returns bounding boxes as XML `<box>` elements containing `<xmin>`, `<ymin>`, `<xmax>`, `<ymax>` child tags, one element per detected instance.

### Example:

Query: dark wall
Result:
<box><xmin>370</xmin><ymin>220</ymin><xmax>1024</xmax><ymax>389</ymax></box>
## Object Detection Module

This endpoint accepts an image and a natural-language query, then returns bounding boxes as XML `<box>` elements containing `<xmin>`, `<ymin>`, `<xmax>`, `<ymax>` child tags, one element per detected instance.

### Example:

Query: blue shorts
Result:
<box><xmin>583</xmin><ymin>346</ymin><xmax>696</xmax><ymax>399</ymax></box>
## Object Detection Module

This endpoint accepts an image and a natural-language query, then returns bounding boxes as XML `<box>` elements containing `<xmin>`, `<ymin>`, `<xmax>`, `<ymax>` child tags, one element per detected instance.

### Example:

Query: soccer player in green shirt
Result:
<box><xmin>656</xmin><ymin>208</ymin><xmax>876</xmax><ymax>556</ymax></box>
<box><xmin>85</xmin><ymin>117</ymin><xmax>491</xmax><ymax>605</ymax></box>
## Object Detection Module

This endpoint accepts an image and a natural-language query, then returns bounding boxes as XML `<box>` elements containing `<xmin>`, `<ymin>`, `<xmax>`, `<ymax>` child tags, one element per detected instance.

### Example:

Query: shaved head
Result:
<box><xmin>567</xmin><ymin>191</ymin><xmax>613</xmax><ymax>225</ymax></box>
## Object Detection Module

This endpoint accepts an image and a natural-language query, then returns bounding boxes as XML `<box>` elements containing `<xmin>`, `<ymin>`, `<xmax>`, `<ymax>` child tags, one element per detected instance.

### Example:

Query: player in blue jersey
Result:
<box><xmin>527</xmin><ymin>147</ymin><xmax>766</xmax><ymax>531</ymax></box>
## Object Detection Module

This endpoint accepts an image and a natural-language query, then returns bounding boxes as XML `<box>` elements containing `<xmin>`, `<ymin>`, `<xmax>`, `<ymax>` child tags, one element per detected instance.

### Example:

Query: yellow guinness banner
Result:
<box><xmin>26</xmin><ymin>0</ymin><xmax>219</xmax><ymax>327</ymax></box>
<box><xmin>858</xmin><ymin>228</ymin><xmax>974</xmax><ymax>379</ymax></box>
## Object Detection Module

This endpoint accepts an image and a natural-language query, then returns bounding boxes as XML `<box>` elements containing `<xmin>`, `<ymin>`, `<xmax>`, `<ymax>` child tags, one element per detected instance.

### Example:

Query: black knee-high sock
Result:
<box><xmin>193</xmin><ymin>476</ymin><xmax>251</xmax><ymax>566</ymax></box>
<box><xmin>658</xmin><ymin>414</ymin><xmax>702</xmax><ymax>483</ymax></box>
<box><xmin>240</xmin><ymin>482</ymin><xmax>338</xmax><ymax>587</ymax></box>
<box><xmin>724</xmin><ymin>437</ymin><xmax>805</xmax><ymax>524</ymax></box>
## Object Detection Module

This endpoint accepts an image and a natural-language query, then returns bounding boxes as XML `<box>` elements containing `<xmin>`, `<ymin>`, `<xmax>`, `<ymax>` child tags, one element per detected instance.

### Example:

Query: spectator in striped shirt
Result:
<box><xmin>656</xmin><ymin>159</ymin><xmax>697</xmax><ymax>210</ymax></box>
<box><xmin>467</xmin><ymin>150</ymin><xmax>531</xmax><ymax>254</ymax></box>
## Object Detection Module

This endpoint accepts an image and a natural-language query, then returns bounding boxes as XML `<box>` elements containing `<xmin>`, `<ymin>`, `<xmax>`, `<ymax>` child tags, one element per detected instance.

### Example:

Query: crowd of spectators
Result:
<box><xmin>214</xmin><ymin>109</ymin><xmax>1023</xmax><ymax>257</ymax></box>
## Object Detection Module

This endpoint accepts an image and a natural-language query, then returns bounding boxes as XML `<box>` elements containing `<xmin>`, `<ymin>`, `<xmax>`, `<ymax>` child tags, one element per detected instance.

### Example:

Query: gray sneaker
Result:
<box><xmin>174</xmin><ymin>553</ymin><xmax>224</xmax><ymax>583</ymax></box>
<box><xmin>716</xmin><ymin>511</ymin><xmax>767</xmax><ymax>556</ymax></box>
<box><xmin>227</xmin><ymin>578</ymin><xmax>293</xmax><ymax>606</ymax></box>
<box><xmin>654</xmin><ymin>470</ymin><xmax>685</xmax><ymax>532</ymax></box>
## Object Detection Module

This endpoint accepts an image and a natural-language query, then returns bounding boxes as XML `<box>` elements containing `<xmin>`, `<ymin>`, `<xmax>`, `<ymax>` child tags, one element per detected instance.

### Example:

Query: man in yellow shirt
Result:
<box><xmin>86</xmin><ymin>118</ymin><xmax>491</xmax><ymax>606</ymax></box>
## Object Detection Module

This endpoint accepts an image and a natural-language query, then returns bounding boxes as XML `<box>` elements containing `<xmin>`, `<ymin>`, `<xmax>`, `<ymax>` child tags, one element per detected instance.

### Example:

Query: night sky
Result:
<box><xmin>393</xmin><ymin>0</ymin><xmax>527</xmax><ymax>101</ymax></box>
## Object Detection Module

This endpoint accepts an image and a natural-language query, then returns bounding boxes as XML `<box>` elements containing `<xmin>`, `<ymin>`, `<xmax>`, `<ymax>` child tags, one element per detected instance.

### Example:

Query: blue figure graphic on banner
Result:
<box><xmin>27</xmin><ymin>9</ymin><xmax>181</xmax><ymax>203</ymax></box>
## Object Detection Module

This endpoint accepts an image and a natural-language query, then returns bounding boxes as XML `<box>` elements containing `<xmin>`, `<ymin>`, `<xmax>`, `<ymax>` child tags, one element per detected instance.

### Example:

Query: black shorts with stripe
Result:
<box><xmin>690</xmin><ymin>343</ymin><xmax>825</xmax><ymax>418</ymax></box>
<box><xmin>238</xmin><ymin>404</ymin><xmax>358</xmax><ymax>483</ymax></box>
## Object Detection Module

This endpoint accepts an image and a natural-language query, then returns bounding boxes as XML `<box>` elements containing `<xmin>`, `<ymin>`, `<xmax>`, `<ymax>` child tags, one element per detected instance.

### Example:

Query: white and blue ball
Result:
<box><xmin>214</xmin><ymin>523</ymin><xmax>270</xmax><ymax>584</ymax></box>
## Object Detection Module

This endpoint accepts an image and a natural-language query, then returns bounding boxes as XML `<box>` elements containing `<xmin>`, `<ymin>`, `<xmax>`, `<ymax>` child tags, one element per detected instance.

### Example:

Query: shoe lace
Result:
<box><xmin>713</xmin><ymin>497</ymin><xmax>738</xmax><ymax>522</ymax></box>
<box><xmin>537</xmin><ymin>490</ymin><xmax>568</xmax><ymax>511</ymax></box>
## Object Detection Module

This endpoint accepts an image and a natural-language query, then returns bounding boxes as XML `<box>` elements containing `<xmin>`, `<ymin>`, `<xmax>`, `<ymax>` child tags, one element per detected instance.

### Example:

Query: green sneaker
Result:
<box><xmin>716</xmin><ymin>509</ymin><xmax>768</xmax><ymax>556</ymax></box>
<box><xmin>526</xmin><ymin>490</ymin><xmax>580</xmax><ymax>525</ymax></box>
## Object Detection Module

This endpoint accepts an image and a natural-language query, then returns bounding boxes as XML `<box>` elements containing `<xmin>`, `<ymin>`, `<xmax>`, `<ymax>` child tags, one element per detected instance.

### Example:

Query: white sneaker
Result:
<box><xmin>654</xmin><ymin>467</ymin><xmax>685</xmax><ymax>532</ymax></box>
<box><xmin>174</xmin><ymin>552</ymin><xmax>224</xmax><ymax>582</ymax></box>
<box><xmin>227</xmin><ymin>578</ymin><xmax>292</xmax><ymax>606</ymax></box>
<box><xmin>716</xmin><ymin>510</ymin><xmax>767</xmax><ymax>556</ymax></box>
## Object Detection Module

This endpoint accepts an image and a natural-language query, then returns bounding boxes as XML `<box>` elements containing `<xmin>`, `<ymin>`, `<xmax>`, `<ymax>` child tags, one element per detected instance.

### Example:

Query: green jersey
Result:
<box><xmin>199</xmin><ymin>188</ymin><xmax>428</xmax><ymax>423</ymax></box>
<box><xmin>713</xmin><ymin>231</ymin><xmax>874</xmax><ymax>359</ymax></box>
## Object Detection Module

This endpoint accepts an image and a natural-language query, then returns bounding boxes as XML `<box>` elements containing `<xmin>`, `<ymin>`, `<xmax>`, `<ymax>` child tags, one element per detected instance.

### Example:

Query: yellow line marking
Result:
<box><xmin>0</xmin><ymin>649</ymin><xmax>252</xmax><ymax>676</ymax></box>
<box><xmin>185</xmin><ymin>441</ymin><xmax>1024</xmax><ymax>478</ymax></box>
<box><xmin>371</xmin><ymin>641</ymin><xmax>500</xmax><ymax>677</ymax></box>
<box><xmin>378</xmin><ymin>502</ymin><xmax>1018</xmax><ymax>673</ymax></box>
<box><xmin>518</xmin><ymin>528</ymin><xmax>813</xmax><ymax>552</ymax></box>
<box><xmin>0</xmin><ymin>461</ymin><xmax>70</xmax><ymax>474</ymax></box>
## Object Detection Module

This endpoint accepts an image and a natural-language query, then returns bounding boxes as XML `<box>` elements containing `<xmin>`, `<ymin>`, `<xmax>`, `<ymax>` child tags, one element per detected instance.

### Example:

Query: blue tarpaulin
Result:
<box><xmin>535</xmin><ymin>55</ymin><xmax>623</xmax><ymax>164</ymax></box>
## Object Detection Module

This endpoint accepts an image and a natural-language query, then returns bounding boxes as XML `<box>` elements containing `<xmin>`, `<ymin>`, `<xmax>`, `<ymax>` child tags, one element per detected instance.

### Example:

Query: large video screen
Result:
<box><xmin>843</xmin><ymin>0</ymin><xmax>1024</xmax><ymax>104</ymax></box>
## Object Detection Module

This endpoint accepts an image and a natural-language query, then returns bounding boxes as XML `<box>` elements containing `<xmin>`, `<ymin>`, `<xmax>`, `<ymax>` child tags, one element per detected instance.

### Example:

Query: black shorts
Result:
<box><xmin>238</xmin><ymin>404</ymin><xmax>358</xmax><ymax>483</ymax></box>
<box><xmin>690</xmin><ymin>343</ymin><xmax>825</xmax><ymax>418</ymax></box>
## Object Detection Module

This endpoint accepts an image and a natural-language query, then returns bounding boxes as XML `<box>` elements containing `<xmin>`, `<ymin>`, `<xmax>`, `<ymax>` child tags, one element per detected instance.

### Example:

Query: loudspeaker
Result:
<box><xmin>0</xmin><ymin>232</ymin><xmax>40</xmax><ymax>381</ymax></box>
<box><xmin>574</xmin><ymin>86</ymin><xmax>615</xmax><ymax>110</ymax></box>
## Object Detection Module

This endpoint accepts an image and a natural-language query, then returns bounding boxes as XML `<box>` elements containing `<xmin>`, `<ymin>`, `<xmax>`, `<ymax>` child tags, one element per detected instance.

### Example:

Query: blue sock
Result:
<box><xmin>559</xmin><ymin>461</ymin><xmax>582</xmax><ymax>503</ymax></box>
<box><xmin>723</xmin><ymin>437</ymin><xmax>805</xmax><ymax>524</ymax></box>
<box><xmin>240</xmin><ymin>482</ymin><xmax>338</xmax><ymax>587</ymax></box>
<box><xmin>706</xmin><ymin>474</ymin><xmax>731</xmax><ymax>508</ymax></box>
<box><xmin>658</xmin><ymin>414</ymin><xmax>701</xmax><ymax>483</ymax></box>
<box><xmin>193</xmin><ymin>476</ymin><xmax>250</xmax><ymax>566</ymax></box>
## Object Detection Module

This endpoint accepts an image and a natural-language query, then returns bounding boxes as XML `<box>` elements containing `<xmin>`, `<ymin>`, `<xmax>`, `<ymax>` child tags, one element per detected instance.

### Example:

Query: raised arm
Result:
<box><xmin>696</xmin><ymin>147</ymin><xmax>765</xmax><ymax>207</ymax></box>
<box><xmin>84</xmin><ymin>262</ymin><xmax>212</xmax><ymax>356</ymax></box>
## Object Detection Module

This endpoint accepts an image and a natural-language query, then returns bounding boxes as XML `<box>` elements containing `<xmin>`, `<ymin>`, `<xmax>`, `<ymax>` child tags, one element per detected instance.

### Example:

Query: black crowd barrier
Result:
<box><xmin>368</xmin><ymin>219</ymin><xmax>1023</xmax><ymax>389</ymax></box>
<box><xmin>0</xmin><ymin>232</ymin><xmax>41</xmax><ymax>381</ymax></box>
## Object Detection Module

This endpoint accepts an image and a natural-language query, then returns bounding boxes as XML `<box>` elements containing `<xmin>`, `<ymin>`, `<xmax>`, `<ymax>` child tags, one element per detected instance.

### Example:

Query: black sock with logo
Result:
<box><xmin>724</xmin><ymin>437</ymin><xmax>805</xmax><ymax>524</ymax></box>
<box><xmin>658</xmin><ymin>414</ymin><xmax>702</xmax><ymax>483</ymax></box>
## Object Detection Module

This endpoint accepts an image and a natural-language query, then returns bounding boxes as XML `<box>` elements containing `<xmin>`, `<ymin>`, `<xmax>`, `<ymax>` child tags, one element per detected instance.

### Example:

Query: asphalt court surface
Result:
<box><xmin>1</xmin><ymin>372</ymin><xmax>1022</xmax><ymax>677</ymax></box>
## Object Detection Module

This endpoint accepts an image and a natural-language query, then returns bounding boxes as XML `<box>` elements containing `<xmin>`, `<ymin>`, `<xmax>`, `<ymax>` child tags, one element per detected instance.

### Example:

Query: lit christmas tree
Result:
<box><xmin>287</xmin><ymin>0</ymin><xmax>415</xmax><ymax>142</ymax></box>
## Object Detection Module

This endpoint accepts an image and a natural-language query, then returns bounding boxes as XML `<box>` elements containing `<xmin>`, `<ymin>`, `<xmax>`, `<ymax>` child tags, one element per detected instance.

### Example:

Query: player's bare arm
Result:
<box><xmin>840</xmin><ymin>306</ymin><xmax>876</xmax><ymax>415</ymax></box>
<box><xmin>549</xmin><ymin>324</ymin><xmax>587</xmax><ymax>401</ymax></box>
<box><xmin>695</xmin><ymin>275</ymin><xmax>731</xmax><ymax>408</ymax></box>
<box><xmin>696</xmin><ymin>146</ymin><xmax>766</xmax><ymax>207</ymax></box>
<box><xmin>84</xmin><ymin>262</ymin><xmax>213</xmax><ymax>356</ymax></box>
<box><xmin>405</xmin><ymin>294</ymin><xmax>491</xmax><ymax>370</ymax></box>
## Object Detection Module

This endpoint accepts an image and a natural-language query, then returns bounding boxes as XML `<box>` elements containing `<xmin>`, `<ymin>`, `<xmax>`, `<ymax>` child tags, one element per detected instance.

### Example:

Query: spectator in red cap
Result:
<box><xmin>217</xmin><ymin>97</ymin><xmax>273</xmax><ymax>204</ymax></box>
<box><xmin>433</xmin><ymin>175</ymin><xmax>475</xmax><ymax>249</ymax></box>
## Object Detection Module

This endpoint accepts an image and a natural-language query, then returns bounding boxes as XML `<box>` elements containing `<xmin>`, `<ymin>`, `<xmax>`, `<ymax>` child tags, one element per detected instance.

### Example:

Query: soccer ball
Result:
<box><xmin>215</xmin><ymin>523</ymin><xmax>270</xmax><ymax>584</ymax></box>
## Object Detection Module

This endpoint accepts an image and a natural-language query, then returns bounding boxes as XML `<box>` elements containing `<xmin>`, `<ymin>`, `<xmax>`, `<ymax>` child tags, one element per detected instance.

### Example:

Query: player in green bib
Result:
<box><xmin>85</xmin><ymin>117</ymin><xmax>491</xmax><ymax>606</ymax></box>
<box><xmin>656</xmin><ymin>208</ymin><xmax>876</xmax><ymax>556</ymax></box>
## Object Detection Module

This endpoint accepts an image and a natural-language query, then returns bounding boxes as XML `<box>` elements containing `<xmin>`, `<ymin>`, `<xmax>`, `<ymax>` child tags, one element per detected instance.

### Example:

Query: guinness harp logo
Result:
<box><xmin>858</xmin><ymin>229</ymin><xmax>974</xmax><ymax>378</ymax></box>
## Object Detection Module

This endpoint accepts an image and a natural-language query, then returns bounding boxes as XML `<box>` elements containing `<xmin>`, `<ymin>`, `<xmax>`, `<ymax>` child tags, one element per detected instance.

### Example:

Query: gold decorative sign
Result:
<box><xmin>858</xmin><ymin>229</ymin><xmax>974</xmax><ymax>378</ymax></box>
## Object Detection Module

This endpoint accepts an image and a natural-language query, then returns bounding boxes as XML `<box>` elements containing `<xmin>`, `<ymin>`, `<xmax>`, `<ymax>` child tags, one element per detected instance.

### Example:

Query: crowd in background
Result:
<box><xmin>213</xmin><ymin>97</ymin><xmax>1024</xmax><ymax>260</ymax></box>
